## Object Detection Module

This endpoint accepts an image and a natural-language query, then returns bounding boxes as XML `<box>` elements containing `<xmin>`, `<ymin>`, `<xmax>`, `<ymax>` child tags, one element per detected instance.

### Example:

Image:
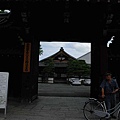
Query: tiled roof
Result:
<box><xmin>77</xmin><ymin>51</ymin><xmax>91</xmax><ymax>59</ymax></box>
<box><xmin>40</xmin><ymin>47</ymin><xmax>76</xmax><ymax>62</ymax></box>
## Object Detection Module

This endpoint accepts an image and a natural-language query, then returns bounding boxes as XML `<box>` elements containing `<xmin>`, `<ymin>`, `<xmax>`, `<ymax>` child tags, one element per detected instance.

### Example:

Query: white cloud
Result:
<box><xmin>40</xmin><ymin>42</ymin><xmax>91</xmax><ymax>60</ymax></box>
<box><xmin>41</xmin><ymin>42</ymin><xmax>66</xmax><ymax>48</ymax></box>
<box><xmin>73</xmin><ymin>42</ymin><xmax>91</xmax><ymax>53</ymax></box>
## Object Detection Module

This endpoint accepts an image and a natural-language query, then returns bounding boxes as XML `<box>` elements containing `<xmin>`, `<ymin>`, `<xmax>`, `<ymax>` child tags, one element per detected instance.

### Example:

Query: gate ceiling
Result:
<box><xmin>0</xmin><ymin>0</ymin><xmax>120</xmax><ymax>42</ymax></box>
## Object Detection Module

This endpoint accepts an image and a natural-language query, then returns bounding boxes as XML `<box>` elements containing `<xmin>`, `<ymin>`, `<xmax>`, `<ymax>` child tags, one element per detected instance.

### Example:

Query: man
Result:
<box><xmin>100</xmin><ymin>72</ymin><xmax>119</xmax><ymax>119</ymax></box>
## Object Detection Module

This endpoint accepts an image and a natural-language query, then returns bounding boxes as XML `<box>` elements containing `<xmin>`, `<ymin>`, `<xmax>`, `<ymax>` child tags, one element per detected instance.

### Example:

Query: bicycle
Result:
<box><xmin>82</xmin><ymin>94</ymin><xmax>120</xmax><ymax>120</ymax></box>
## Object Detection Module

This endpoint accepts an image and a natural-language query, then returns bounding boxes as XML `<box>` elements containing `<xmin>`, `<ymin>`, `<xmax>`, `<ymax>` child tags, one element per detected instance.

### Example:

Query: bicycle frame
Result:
<box><xmin>107</xmin><ymin>101</ymin><xmax>120</xmax><ymax>115</ymax></box>
<box><xmin>88</xmin><ymin>97</ymin><xmax>120</xmax><ymax>119</ymax></box>
<box><xmin>104</xmin><ymin>100</ymin><xmax>120</xmax><ymax>119</ymax></box>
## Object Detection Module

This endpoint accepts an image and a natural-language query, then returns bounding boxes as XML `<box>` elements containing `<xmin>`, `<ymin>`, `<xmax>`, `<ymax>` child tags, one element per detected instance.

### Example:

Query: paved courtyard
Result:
<box><xmin>2</xmin><ymin>96</ymin><xmax>88</xmax><ymax>120</ymax></box>
<box><xmin>38</xmin><ymin>83</ymin><xmax>90</xmax><ymax>97</ymax></box>
<box><xmin>0</xmin><ymin>83</ymin><xmax>117</xmax><ymax>120</ymax></box>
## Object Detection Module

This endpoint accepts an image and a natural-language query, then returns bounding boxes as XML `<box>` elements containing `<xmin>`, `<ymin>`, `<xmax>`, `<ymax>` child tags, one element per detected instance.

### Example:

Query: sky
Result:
<box><xmin>39</xmin><ymin>42</ymin><xmax>91</xmax><ymax>61</ymax></box>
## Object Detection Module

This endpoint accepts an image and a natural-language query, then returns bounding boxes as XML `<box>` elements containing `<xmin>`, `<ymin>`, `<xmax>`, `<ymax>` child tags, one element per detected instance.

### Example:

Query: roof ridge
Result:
<box><xmin>77</xmin><ymin>51</ymin><xmax>91</xmax><ymax>59</ymax></box>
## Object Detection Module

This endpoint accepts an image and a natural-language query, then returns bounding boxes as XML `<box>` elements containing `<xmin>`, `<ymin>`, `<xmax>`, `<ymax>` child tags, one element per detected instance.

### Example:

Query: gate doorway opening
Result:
<box><xmin>38</xmin><ymin>41</ymin><xmax>91</xmax><ymax>97</ymax></box>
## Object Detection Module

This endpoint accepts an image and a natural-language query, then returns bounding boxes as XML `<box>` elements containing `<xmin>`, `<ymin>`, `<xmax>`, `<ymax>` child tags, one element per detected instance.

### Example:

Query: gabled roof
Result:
<box><xmin>40</xmin><ymin>47</ymin><xmax>76</xmax><ymax>62</ymax></box>
<box><xmin>77</xmin><ymin>51</ymin><xmax>91</xmax><ymax>59</ymax></box>
<box><xmin>77</xmin><ymin>51</ymin><xmax>91</xmax><ymax>64</ymax></box>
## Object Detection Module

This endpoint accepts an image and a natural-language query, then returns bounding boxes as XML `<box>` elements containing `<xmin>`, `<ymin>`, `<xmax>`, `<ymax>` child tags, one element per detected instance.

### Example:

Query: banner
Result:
<box><xmin>23</xmin><ymin>43</ymin><xmax>31</xmax><ymax>72</ymax></box>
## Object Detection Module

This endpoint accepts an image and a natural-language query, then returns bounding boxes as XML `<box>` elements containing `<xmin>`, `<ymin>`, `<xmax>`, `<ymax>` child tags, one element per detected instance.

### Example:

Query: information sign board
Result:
<box><xmin>0</xmin><ymin>72</ymin><xmax>9</xmax><ymax>117</ymax></box>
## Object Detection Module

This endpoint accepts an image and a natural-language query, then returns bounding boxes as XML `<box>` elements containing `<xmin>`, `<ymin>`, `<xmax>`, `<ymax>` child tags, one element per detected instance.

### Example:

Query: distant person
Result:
<box><xmin>100</xmin><ymin>72</ymin><xmax>119</xmax><ymax>119</ymax></box>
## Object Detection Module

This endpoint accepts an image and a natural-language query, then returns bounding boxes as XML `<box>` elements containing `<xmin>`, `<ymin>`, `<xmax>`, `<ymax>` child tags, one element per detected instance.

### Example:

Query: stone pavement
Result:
<box><xmin>0</xmin><ymin>96</ymin><xmax>88</xmax><ymax>120</ymax></box>
<box><xmin>38</xmin><ymin>83</ymin><xmax>90</xmax><ymax>97</ymax></box>
<box><xmin>0</xmin><ymin>96</ymin><xmax>117</xmax><ymax>120</ymax></box>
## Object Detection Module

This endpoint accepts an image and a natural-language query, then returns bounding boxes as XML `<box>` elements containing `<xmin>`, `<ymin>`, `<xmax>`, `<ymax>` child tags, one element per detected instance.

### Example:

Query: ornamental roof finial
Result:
<box><xmin>60</xmin><ymin>47</ymin><xmax>64</xmax><ymax>51</ymax></box>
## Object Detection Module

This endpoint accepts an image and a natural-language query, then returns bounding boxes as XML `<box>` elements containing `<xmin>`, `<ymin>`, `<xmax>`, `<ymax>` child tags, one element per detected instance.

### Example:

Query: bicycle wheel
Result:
<box><xmin>83</xmin><ymin>99</ymin><xmax>105</xmax><ymax>120</ymax></box>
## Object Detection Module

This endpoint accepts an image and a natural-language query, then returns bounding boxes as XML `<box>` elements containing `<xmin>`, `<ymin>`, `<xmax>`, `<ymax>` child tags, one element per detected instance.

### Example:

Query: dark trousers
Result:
<box><xmin>105</xmin><ymin>94</ymin><xmax>116</xmax><ymax>114</ymax></box>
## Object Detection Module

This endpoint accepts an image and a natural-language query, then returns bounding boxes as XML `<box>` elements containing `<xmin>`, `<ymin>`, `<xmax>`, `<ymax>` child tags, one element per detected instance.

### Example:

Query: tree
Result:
<box><xmin>39</xmin><ymin>45</ymin><xmax>43</xmax><ymax>55</ymax></box>
<box><xmin>66</xmin><ymin>59</ymin><xmax>91</xmax><ymax>78</ymax></box>
<box><xmin>41</xmin><ymin>58</ymin><xmax>54</xmax><ymax>82</ymax></box>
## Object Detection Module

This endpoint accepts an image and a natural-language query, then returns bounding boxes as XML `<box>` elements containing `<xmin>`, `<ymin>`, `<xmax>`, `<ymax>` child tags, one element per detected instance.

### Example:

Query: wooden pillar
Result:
<box><xmin>90</xmin><ymin>40</ymin><xmax>108</xmax><ymax>98</ymax></box>
<box><xmin>21</xmin><ymin>36</ymin><xmax>39</xmax><ymax>102</ymax></box>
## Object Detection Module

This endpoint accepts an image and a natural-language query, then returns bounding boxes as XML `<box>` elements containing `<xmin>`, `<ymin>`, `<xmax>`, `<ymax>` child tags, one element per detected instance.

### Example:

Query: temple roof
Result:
<box><xmin>40</xmin><ymin>47</ymin><xmax>76</xmax><ymax>62</ymax></box>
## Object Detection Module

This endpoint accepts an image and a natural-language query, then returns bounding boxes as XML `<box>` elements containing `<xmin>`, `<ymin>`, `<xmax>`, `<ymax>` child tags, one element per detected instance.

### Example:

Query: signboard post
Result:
<box><xmin>0</xmin><ymin>72</ymin><xmax>9</xmax><ymax>118</ymax></box>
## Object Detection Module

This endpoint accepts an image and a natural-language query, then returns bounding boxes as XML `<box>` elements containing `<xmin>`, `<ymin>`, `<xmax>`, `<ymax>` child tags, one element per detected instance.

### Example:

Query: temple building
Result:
<box><xmin>39</xmin><ymin>47</ymin><xmax>90</xmax><ymax>83</ymax></box>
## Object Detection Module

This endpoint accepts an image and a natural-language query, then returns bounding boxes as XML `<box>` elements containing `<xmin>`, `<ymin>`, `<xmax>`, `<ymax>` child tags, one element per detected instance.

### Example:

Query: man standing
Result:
<box><xmin>100</xmin><ymin>72</ymin><xmax>119</xmax><ymax>119</ymax></box>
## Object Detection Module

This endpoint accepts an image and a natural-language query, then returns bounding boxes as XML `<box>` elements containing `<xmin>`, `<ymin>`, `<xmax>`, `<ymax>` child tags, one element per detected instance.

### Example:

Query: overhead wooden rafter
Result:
<box><xmin>0</xmin><ymin>0</ymin><xmax>120</xmax><ymax>42</ymax></box>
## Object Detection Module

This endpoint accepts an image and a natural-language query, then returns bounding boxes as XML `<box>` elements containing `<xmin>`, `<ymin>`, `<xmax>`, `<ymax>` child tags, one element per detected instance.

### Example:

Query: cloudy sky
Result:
<box><xmin>39</xmin><ymin>42</ymin><xmax>91</xmax><ymax>61</ymax></box>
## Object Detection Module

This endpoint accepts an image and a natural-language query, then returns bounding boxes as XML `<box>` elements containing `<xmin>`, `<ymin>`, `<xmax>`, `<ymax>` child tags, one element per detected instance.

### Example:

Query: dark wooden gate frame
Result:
<box><xmin>0</xmin><ymin>0</ymin><xmax>120</xmax><ymax>102</ymax></box>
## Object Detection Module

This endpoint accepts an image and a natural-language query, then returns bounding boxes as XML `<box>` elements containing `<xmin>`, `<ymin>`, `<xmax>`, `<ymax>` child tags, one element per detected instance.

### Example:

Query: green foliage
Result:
<box><xmin>39</xmin><ymin>45</ymin><xmax>43</xmax><ymax>55</ymax></box>
<box><xmin>66</xmin><ymin>59</ymin><xmax>91</xmax><ymax>78</ymax></box>
<box><xmin>41</xmin><ymin>58</ymin><xmax>54</xmax><ymax>77</ymax></box>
